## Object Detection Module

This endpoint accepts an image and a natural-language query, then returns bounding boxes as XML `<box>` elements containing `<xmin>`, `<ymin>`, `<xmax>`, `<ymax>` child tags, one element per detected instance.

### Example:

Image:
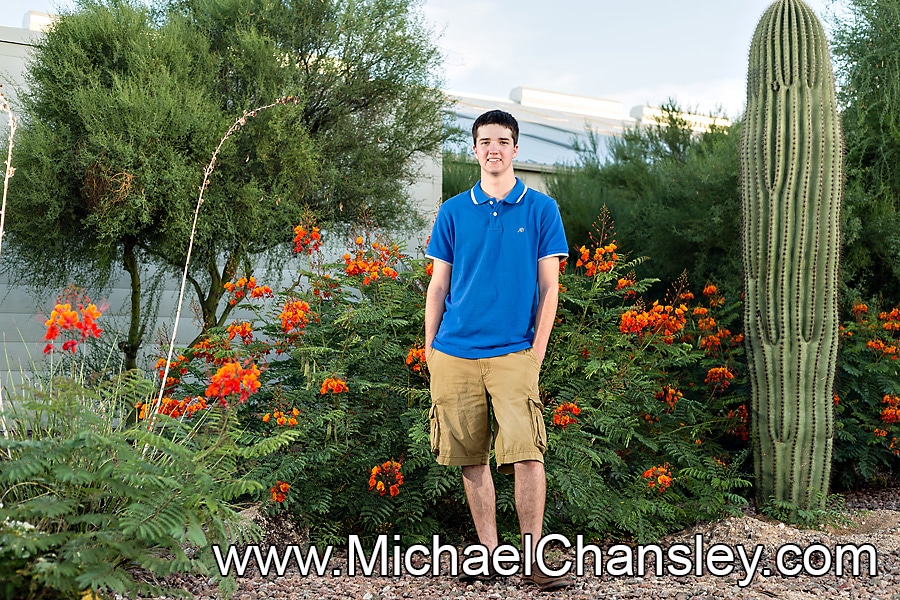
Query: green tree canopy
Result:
<box><xmin>832</xmin><ymin>0</ymin><xmax>900</xmax><ymax>306</ymax></box>
<box><xmin>5</xmin><ymin>0</ymin><xmax>445</xmax><ymax>368</ymax></box>
<box><xmin>547</xmin><ymin>103</ymin><xmax>742</xmax><ymax>299</ymax></box>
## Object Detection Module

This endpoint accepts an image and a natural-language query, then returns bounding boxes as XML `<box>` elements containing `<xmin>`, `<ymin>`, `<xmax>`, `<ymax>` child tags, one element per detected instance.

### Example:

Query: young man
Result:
<box><xmin>424</xmin><ymin>110</ymin><xmax>569</xmax><ymax>591</ymax></box>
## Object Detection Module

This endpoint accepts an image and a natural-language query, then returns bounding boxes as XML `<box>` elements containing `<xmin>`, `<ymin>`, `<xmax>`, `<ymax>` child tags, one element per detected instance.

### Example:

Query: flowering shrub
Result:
<box><xmin>143</xmin><ymin>210</ymin><xmax>900</xmax><ymax>548</ymax></box>
<box><xmin>0</xmin><ymin>289</ymin><xmax>301</xmax><ymax>600</ymax></box>
<box><xmin>834</xmin><ymin>301</ymin><xmax>900</xmax><ymax>486</ymax></box>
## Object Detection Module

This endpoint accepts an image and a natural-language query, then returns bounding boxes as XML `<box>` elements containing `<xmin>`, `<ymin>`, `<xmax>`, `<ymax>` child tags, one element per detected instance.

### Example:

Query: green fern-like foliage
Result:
<box><xmin>0</xmin><ymin>367</ymin><xmax>296</xmax><ymax>599</ymax></box>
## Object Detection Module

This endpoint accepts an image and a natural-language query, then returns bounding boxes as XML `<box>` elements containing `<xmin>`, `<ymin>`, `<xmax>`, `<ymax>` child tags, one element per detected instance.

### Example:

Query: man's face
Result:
<box><xmin>473</xmin><ymin>123</ymin><xmax>518</xmax><ymax>176</ymax></box>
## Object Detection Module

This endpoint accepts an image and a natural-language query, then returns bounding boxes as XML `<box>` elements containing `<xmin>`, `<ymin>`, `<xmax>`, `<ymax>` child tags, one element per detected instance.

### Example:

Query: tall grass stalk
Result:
<box><xmin>0</xmin><ymin>84</ymin><xmax>17</xmax><ymax>444</ymax></box>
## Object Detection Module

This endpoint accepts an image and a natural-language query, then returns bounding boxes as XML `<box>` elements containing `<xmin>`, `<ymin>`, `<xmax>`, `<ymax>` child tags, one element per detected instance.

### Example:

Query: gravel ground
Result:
<box><xmin>136</xmin><ymin>487</ymin><xmax>900</xmax><ymax>600</ymax></box>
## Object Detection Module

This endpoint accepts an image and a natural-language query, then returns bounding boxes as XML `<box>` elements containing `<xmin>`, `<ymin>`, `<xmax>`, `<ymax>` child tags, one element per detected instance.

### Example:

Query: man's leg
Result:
<box><xmin>462</xmin><ymin>463</ymin><xmax>498</xmax><ymax>552</ymax></box>
<box><xmin>512</xmin><ymin>459</ymin><xmax>545</xmax><ymax>558</ymax></box>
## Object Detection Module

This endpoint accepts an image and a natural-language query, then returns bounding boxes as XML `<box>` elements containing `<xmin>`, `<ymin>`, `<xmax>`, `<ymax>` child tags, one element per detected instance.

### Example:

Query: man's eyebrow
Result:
<box><xmin>476</xmin><ymin>135</ymin><xmax>513</xmax><ymax>143</ymax></box>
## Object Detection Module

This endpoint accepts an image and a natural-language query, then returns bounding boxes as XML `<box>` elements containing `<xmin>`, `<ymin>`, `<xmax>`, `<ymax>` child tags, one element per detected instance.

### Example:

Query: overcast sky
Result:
<box><xmin>3</xmin><ymin>0</ymin><xmax>843</xmax><ymax>119</ymax></box>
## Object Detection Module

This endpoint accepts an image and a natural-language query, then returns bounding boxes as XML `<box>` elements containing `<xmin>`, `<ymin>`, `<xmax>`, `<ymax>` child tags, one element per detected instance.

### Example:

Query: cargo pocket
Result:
<box><xmin>428</xmin><ymin>403</ymin><xmax>440</xmax><ymax>456</ymax></box>
<box><xmin>528</xmin><ymin>398</ymin><xmax>547</xmax><ymax>453</ymax></box>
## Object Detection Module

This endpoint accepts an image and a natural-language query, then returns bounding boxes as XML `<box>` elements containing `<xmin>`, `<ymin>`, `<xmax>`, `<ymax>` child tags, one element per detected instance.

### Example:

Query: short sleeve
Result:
<box><xmin>426</xmin><ymin>204</ymin><xmax>454</xmax><ymax>265</ymax></box>
<box><xmin>538</xmin><ymin>199</ymin><xmax>569</xmax><ymax>260</ymax></box>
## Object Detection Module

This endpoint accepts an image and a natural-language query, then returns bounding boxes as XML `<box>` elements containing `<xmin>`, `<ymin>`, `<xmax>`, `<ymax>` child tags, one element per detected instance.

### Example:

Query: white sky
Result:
<box><xmin>3</xmin><ymin>0</ymin><xmax>843</xmax><ymax>119</ymax></box>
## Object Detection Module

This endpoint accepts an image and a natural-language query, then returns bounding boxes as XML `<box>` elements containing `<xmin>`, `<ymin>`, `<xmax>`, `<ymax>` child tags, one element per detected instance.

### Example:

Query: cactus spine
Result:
<box><xmin>740</xmin><ymin>0</ymin><xmax>842</xmax><ymax>512</ymax></box>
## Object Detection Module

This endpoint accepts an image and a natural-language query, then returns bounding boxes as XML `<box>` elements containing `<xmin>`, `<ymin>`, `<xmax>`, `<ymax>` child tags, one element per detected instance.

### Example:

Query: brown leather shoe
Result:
<box><xmin>522</xmin><ymin>564</ymin><xmax>571</xmax><ymax>591</ymax></box>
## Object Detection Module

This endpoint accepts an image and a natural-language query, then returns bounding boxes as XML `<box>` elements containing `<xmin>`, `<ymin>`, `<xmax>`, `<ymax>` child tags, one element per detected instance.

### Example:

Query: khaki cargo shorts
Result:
<box><xmin>427</xmin><ymin>347</ymin><xmax>547</xmax><ymax>474</ymax></box>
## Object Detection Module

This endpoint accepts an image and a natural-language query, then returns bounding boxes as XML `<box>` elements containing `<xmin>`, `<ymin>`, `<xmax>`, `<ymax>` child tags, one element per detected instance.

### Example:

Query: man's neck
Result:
<box><xmin>479</xmin><ymin>172</ymin><xmax>517</xmax><ymax>200</ymax></box>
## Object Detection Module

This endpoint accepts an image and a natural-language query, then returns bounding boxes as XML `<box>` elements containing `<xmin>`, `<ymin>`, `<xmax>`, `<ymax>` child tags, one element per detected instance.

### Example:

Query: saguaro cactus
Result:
<box><xmin>740</xmin><ymin>0</ymin><xmax>842</xmax><ymax>512</ymax></box>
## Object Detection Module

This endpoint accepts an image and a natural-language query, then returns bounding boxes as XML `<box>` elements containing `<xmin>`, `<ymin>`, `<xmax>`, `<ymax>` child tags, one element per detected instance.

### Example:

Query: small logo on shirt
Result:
<box><xmin>517</xmin><ymin>227</ymin><xmax>525</xmax><ymax>233</ymax></box>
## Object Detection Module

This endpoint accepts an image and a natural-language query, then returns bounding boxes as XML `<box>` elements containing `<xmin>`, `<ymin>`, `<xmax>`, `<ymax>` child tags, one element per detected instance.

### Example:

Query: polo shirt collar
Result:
<box><xmin>470</xmin><ymin>177</ymin><xmax>528</xmax><ymax>205</ymax></box>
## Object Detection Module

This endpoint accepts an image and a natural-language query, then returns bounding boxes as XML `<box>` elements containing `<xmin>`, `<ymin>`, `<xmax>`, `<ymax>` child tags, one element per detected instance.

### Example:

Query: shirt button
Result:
<box><xmin>489</xmin><ymin>201</ymin><xmax>493</xmax><ymax>205</ymax></box>
<box><xmin>493</xmin><ymin>212</ymin><xmax>498</xmax><ymax>216</ymax></box>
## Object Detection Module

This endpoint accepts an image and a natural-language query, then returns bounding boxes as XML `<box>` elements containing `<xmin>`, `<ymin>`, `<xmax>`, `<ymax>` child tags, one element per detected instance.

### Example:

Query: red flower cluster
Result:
<box><xmin>553</xmin><ymin>402</ymin><xmax>581</xmax><ymax>428</ymax></box>
<box><xmin>705</xmin><ymin>366</ymin><xmax>735</xmax><ymax>392</ymax></box>
<box><xmin>880</xmin><ymin>308</ymin><xmax>900</xmax><ymax>331</ymax></box>
<box><xmin>263</xmin><ymin>407</ymin><xmax>300</xmax><ymax>427</ymax></box>
<box><xmin>271</xmin><ymin>481</ymin><xmax>290</xmax><ymax>503</ymax></box>
<box><xmin>223</xmin><ymin>276</ymin><xmax>274</xmax><ymax>306</ymax></box>
<box><xmin>727</xmin><ymin>404</ymin><xmax>750</xmax><ymax>441</ymax></box>
<box><xmin>620</xmin><ymin>302</ymin><xmax>687</xmax><ymax>343</ymax></box>
<box><xmin>867</xmin><ymin>338</ymin><xmax>899</xmax><ymax>361</ymax></box>
<box><xmin>882</xmin><ymin>395</ymin><xmax>900</xmax><ymax>424</ymax></box>
<box><xmin>702</xmin><ymin>284</ymin><xmax>725</xmax><ymax>307</ymax></box>
<box><xmin>343</xmin><ymin>235</ymin><xmax>400</xmax><ymax>285</ymax></box>
<box><xmin>615</xmin><ymin>277</ymin><xmax>637</xmax><ymax>298</ymax></box>
<box><xmin>575</xmin><ymin>243</ymin><xmax>618</xmax><ymax>276</ymax></box>
<box><xmin>654</xmin><ymin>385</ymin><xmax>682</xmax><ymax>411</ymax></box>
<box><xmin>205</xmin><ymin>361</ymin><xmax>261</xmax><ymax>405</ymax></box>
<box><xmin>293</xmin><ymin>221</ymin><xmax>322</xmax><ymax>255</ymax></box>
<box><xmin>369</xmin><ymin>460</ymin><xmax>404</xmax><ymax>497</ymax></box>
<box><xmin>699</xmin><ymin>328</ymin><xmax>743</xmax><ymax>356</ymax></box>
<box><xmin>320</xmin><ymin>376</ymin><xmax>349</xmax><ymax>395</ymax></box>
<box><xmin>191</xmin><ymin>337</ymin><xmax>230</xmax><ymax>365</ymax></box>
<box><xmin>136</xmin><ymin>396</ymin><xmax>208</xmax><ymax>420</ymax></box>
<box><xmin>227</xmin><ymin>321</ymin><xmax>254</xmax><ymax>345</ymax></box>
<box><xmin>643</xmin><ymin>464</ymin><xmax>673</xmax><ymax>492</ymax></box>
<box><xmin>406</xmin><ymin>346</ymin><xmax>427</xmax><ymax>372</ymax></box>
<box><xmin>312</xmin><ymin>274</ymin><xmax>341</xmax><ymax>300</ymax></box>
<box><xmin>43</xmin><ymin>300</ymin><xmax>104</xmax><ymax>354</ymax></box>
<box><xmin>155</xmin><ymin>355</ymin><xmax>189</xmax><ymax>392</ymax></box>
<box><xmin>280</xmin><ymin>299</ymin><xmax>312</xmax><ymax>335</ymax></box>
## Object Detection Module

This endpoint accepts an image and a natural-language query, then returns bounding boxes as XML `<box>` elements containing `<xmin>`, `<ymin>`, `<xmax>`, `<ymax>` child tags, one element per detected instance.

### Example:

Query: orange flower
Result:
<box><xmin>879</xmin><ymin>308</ymin><xmax>900</xmax><ymax>331</ymax></box>
<box><xmin>406</xmin><ymin>346</ymin><xmax>428</xmax><ymax>373</ymax></box>
<box><xmin>553</xmin><ymin>402</ymin><xmax>581</xmax><ymax>428</ymax></box>
<box><xmin>620</xmin><ymin>302</ymin><xmax>687</xmax><ymax>344</ymax></box>
<box><xmin>654</xmin><ymin>385</ymin><xmax>682</xmax><ymax>410</ymax></box>
<box><xmin>705</xmin><ymin>366</ymin><xmax>735</xmax><ymax>391</ymax></box>
<box><xmin>227</xmin><ymin>321</ymin><xmax>254</xmax><ymax>345</ymax></box>
<box><xmin>727</xmin><ymin>404</ymin><xmax>750</xmax><ymax>441</ymax></box>
<box><xmin>881</xmin><ymin>395</ymin><xmax>900</xmax><ymax>424</ymax></box>
<box><xmin>135</xmin><ymin>395</ymin><xmax>208</xmax><ymax>420</ymax></box>
<box><xmin>293</xmin><ymin>221</ymin><xmax>322</xmax><ymax>255</ymax></box>
<box><xmin>702</xmin><ymin>284</ymin><xmax>717</xmax><ymax>296</ymax></box>
<box><xmin>344</xmin><ymin>233</ymin><xmax>402</xmax><ymax>285</ymax></box>
<box><xmin>224</xmin><ymin>275</ymin><xmax>271</xmax><ymax>306</ymax></box>
<box><xmin>205</xmin><ymin>361</ymin><xmax>261</xmax><ymax>405</ymax></box>
<box><xmin>271</xmin><ymin>481</ymin><xmax>290</xmax><ymax>503</ymax></box>
<box><xmin>43</xmin><ymin>299</ymin><xmax>104</xmax><ymax>353</ymax></box>
<box><xmin>320</xmin><ymin>376</ymin><xmax>349</xmax><ymax>395</ymax></box>
<box><xmin>280</xmin><ymin>299</ymin><xmax>312</xmax><ymax>335</ymax></box>
<box><xmin>574</xmin><ymin>243</ymin><xmax>618</xmax><ymax>276</ymax></box>
<box><xmin>642</xmin><ymin>464</ymin><xmax>673</xmax><ymax>492</ymax></box>
<box><xmin>368</xmin><ymin>460</ymin><xmax>404</xmax><ymax>497</ymax></box>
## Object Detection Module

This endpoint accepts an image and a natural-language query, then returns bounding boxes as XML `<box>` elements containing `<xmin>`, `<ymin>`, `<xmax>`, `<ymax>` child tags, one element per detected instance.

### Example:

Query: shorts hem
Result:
<box><xmin>435</xmin><ymin>455</ymin><xmax>491</xmax><ymax>467</ymax></box>
<box><xmin>496</xmin><ymin>451</ymin><xmax>544</xmax><ymax>474</ymax></box>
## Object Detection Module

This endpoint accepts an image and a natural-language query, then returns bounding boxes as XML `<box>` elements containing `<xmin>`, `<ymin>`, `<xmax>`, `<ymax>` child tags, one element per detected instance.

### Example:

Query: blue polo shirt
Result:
<box><xmin>426</xmin><ymin>177</ymin><xmax>569</xmax><ymax>359</ymax></box>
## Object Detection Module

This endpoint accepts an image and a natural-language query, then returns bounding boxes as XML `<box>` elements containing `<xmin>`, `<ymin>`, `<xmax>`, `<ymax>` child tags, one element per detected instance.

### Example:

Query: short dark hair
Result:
<box><xmin>472</xmin><ymin>109</ymin><xmax>519</xmax><ymax>146</ymax></box>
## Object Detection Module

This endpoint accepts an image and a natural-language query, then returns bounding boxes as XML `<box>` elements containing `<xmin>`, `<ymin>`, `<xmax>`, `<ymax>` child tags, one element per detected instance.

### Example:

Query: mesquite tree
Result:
<box><xmin>4</xmin><ymin>0</ymin><xmax>444</xmax><ymax>369</ymax></box>
<box><xmin>740</xmin><ymin>0</ymin><xmax>842</xmax><ymax>512</ymax></box>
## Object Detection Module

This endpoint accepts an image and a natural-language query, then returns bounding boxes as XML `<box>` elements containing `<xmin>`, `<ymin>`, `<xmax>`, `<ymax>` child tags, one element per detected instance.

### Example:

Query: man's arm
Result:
<box><xmin>425</xmin><ymin>260</ymin><xmax>452</xmax><ymax>353</ymax></box>
<box><xmin>532</xmin><ymin>256</ymin><xmax>562</xmax><ymax>365</ymax></box>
